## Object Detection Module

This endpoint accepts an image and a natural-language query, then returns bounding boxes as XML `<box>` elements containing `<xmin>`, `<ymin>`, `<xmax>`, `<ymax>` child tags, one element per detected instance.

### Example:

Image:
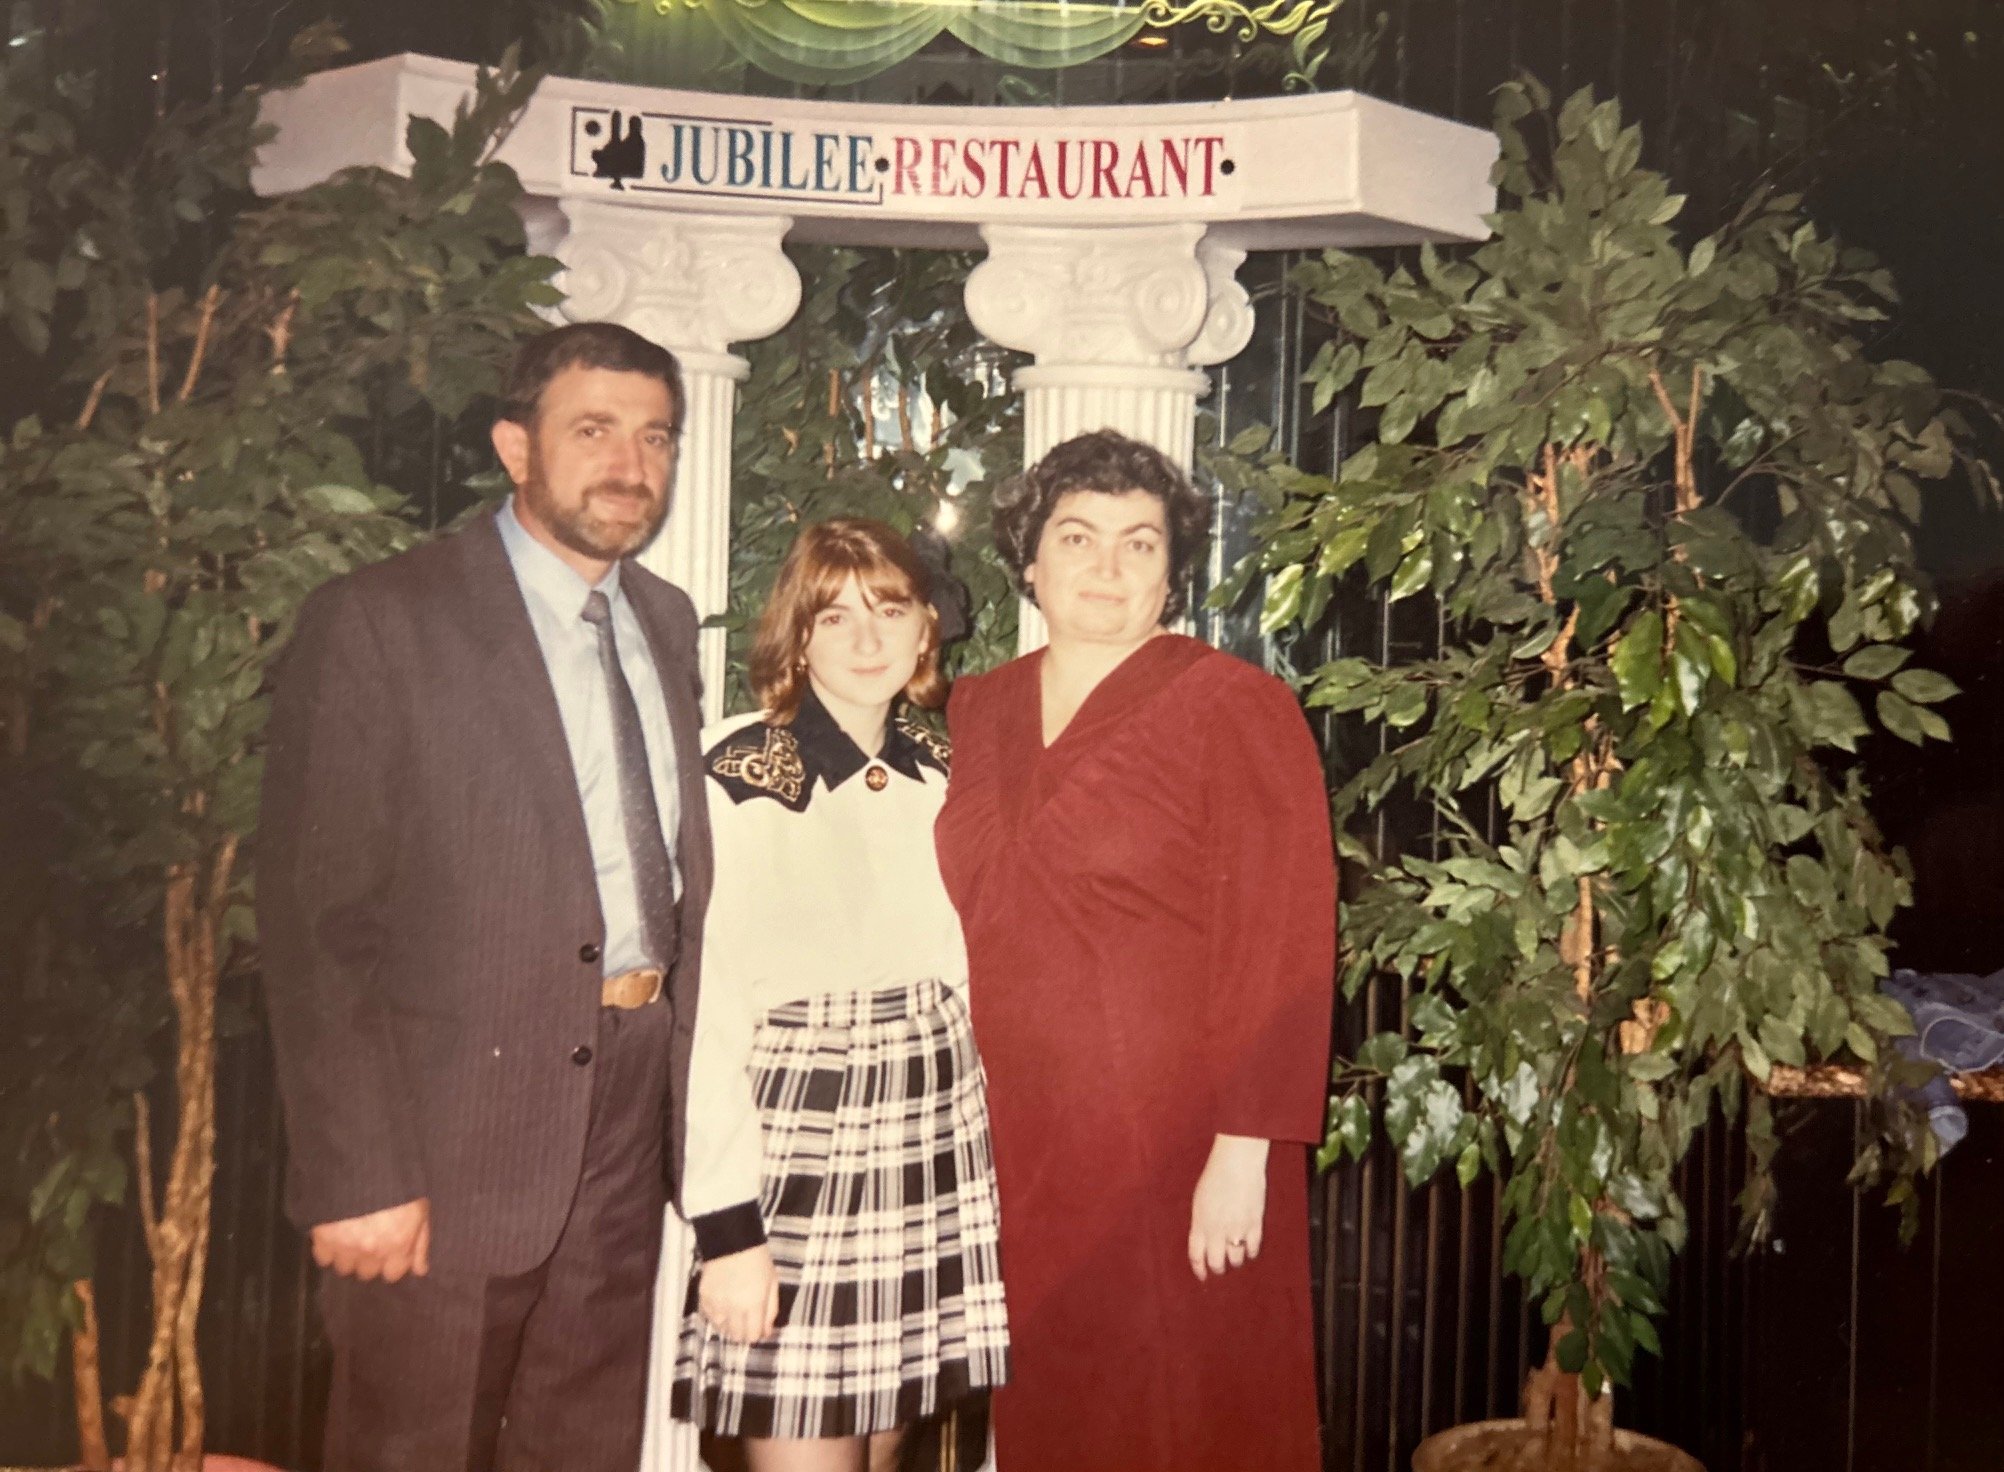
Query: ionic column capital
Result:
<box><xmin>965</xmin><ymin>222</ymin><xmax>1253</xmax><ymax>372</ymax></box>
<box><xmin>553</xmin><ymin>200</ymin><xmax>802</xmax><ymax>359</ymax></box>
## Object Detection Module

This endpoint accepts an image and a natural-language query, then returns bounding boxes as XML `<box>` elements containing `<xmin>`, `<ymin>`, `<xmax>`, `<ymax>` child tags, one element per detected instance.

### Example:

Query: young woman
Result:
<box><xmin>663</xmin><ymin>518</ymin><xmax>1008</xmax><ymax>1472</ymax></box>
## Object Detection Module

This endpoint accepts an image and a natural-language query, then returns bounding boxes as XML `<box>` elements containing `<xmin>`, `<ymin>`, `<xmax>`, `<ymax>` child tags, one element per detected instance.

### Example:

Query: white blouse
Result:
<box><xmin>678</xmin><ymin>691</ymin><xmax>967</xmax><ymax>1258</ymax></box>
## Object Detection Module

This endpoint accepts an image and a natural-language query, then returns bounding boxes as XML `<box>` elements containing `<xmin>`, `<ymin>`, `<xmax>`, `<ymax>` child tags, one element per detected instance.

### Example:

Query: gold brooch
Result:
<box><xmin>864</xmin><ymin>764</ymin><xmax>889</xmax><ymax>792</ymax></box>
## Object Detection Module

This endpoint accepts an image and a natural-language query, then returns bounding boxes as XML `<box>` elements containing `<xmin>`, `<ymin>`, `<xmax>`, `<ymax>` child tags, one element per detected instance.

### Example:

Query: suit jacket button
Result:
<box><xmin>571</xmin><ymin>1045</ymin><xmax>594</xmax><ymax>1067</ymax></box>
<box><xmin>579</xmin><ymin>942</ymin><xmax>601</xmax><ymax>964</ymax></box>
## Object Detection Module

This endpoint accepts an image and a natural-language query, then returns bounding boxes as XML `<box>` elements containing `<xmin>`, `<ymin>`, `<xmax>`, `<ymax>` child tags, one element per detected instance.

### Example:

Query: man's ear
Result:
<box><xmin>491</xmin><ymin>418</ymin><xmax>532</xmax><ymax>488</ymax></box>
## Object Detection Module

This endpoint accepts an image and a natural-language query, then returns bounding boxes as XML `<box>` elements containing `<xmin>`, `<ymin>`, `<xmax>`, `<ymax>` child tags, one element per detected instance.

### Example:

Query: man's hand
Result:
<box><xmin>311</xmin><ymin>1198</ymin><xmax>431</xmax><ymax>1282</ymax></box>
<box><xmin>698</xmin><ymin>1244</ymin><xmax>781</xmax><ymax>1343</ymax></box>
<box><xmin>1188</xmin><ymin>1134</ymin><xmax>1270</xmax><ymax>1281</ymax></box>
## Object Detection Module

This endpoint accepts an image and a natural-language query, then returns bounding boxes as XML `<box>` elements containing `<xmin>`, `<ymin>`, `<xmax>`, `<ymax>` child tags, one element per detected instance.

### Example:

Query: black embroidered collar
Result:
<box><xmin>790</xmin><ymin>687</ymin><xmax>947</xmax><ymax>790</ymax></box>
<box><xmin>705</xmin><ymin>688</ymin><xmax>949</xmax><ymax>810</ymax></box>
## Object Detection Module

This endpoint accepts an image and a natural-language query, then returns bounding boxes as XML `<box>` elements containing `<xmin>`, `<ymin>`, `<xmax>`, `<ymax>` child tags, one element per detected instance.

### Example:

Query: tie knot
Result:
<box><xmin>581</xmin><ymin>589</ymin><xmax>613</xmax><ymax>626</ymax></box>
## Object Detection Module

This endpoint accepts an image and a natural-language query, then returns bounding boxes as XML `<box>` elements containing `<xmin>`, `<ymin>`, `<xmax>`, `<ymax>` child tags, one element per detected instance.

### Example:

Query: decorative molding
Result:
<box><xmin>554</xmin><ymin>200</ymin><xmax>801</xmax><ymax>356</ymax></box>
<box><xmin>1138</xmin><ymin>0</ymin><xmax>1336</xmax><ymax>42</ymax></box>
<box><xmin>610</xmin><ymin>0</ymin><xmax>1334</xmax><ymax>41</ymax></box>
<box><xmin>967</xmin><ymin>223</ymin><xmax>1225</xmax><ymax>370</ymax></box>
<box><xmin>1187</xmin><ymin>238</ymin><xmax>1256</xmax><ymax>367</ymax></box>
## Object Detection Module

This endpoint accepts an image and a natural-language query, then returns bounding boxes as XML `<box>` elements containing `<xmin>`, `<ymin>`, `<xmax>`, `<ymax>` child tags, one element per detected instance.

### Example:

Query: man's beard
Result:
<box><xmin>538</xmin><ymin>477</ymin><xmax>667</xmax><ymax>562</ymax></box>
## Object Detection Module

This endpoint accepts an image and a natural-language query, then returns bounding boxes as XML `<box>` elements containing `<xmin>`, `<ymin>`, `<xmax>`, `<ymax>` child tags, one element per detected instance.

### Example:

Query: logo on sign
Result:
<box><xmin>569</xmin><ymin>106</ymin><xmax>1235</xmax><ymax>207</ymax></box>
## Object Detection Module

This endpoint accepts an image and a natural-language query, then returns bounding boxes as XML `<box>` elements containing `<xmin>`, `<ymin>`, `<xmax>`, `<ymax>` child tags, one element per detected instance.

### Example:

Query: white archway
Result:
<box><xmin>256</xmin><ymin>53</ymin><xmax>1496</xmax><ymax>700</ymax></box>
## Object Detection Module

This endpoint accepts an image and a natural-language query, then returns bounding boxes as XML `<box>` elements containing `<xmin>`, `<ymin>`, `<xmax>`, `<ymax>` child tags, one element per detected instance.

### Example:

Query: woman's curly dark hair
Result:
<box><xmin>991</xmin><ymin>430</ymin><xmax>1214</xmax><ymax>624</ymax></box>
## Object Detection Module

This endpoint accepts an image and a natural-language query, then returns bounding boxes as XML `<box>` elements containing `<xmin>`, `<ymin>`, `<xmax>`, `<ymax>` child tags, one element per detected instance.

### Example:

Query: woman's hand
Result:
<box><xmin>1188</xmin><ymin>1133</ymin><xmax>1271</xmax><ymax>1280</ymax></box>
<box><xmin>698</xmin><ymin>1243</ymin><xmax>781</xmax><ymax>1342</ymax></box>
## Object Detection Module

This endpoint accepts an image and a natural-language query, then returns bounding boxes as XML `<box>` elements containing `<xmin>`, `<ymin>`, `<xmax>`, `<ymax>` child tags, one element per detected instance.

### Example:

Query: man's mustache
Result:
<box><xmin>587</xmin><ymin>479</ymin><xmax>658</xmax><ymax>502</ymax></box>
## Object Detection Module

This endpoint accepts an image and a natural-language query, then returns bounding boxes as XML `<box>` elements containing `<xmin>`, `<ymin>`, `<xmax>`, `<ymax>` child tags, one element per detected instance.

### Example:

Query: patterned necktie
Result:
<box><xmin>581</xmin><ymin>589</ymin><xmax>679</xmax><ymax>969</ymax></box>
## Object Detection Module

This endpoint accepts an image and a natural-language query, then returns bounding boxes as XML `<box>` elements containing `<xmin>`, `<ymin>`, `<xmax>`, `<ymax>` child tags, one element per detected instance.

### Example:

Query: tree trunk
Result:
<box><xmin>72</xmin><ymin>1279</ymin><xmax>110</xmax><ymax>1471</ymax></box>
<box><xmin>1522</xmin><ymin>1324</ymin><xmax>1617</xmax><ymax>1470</ymax></box>
<box><xmin>123</xmin><ymin>834</ymin><xmax>233</xmax><ymax>1472</ymax></box>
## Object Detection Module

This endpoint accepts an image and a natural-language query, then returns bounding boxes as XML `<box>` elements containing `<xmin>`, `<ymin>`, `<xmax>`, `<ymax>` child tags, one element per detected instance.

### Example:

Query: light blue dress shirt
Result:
<box><xmin>497</xmin><ymin>498</ymin><xmax>682</xmax><ymax>977</ymax></box>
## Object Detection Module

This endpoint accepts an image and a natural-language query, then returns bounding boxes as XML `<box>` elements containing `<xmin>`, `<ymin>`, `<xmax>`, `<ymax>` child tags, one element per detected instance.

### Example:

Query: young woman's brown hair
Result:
<box><xmin>749</xmin><ymin>518</ymin><xmax>947</xmax><ymax>720</ymax></box>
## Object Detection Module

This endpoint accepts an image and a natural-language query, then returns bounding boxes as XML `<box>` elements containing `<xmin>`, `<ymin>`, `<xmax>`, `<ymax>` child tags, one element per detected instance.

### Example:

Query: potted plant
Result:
<box><xmin>1220</xmin><ymin>79</ymin><xmax>1988</xmax><ymax>1470</ymax></box>
<box><xmin>0</xmin><ymin>30</ymin><xmax>558</xmax><ymax>1470</ymax></box>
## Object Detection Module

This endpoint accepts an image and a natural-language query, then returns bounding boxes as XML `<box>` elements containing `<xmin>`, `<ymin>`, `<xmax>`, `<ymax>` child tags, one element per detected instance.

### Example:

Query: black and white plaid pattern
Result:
<box><xmin>671</xmin><ymin>979</ymin><xmax>1009</xmax><ymax>1438</ymax></box>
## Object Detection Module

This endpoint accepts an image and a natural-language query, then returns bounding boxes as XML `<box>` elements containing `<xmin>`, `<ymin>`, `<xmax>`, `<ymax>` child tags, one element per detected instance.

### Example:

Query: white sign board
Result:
<box><xmin>255</xmin><ymin>54</ymin><xmax>1496</xmax><ymax>250</ymax></box>
<box><xmin>565</xmin><ymin>101</ymin><xmax>1241</xmax><ymax>215</ymax></box>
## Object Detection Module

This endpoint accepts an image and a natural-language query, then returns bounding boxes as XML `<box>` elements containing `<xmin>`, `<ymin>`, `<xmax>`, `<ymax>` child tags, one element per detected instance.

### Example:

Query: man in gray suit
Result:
<box><xmin>258</xmin><ymin>322</ymin><xmax>713</xmax><ymax>1472</ymax></box>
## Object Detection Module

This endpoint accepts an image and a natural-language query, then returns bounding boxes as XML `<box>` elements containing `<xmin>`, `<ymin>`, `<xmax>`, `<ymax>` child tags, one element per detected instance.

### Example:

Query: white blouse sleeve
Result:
<box><xmin>676</xmin><ymin>735</ymin><xmax>771</xmax><ymax>1259</ymax></box>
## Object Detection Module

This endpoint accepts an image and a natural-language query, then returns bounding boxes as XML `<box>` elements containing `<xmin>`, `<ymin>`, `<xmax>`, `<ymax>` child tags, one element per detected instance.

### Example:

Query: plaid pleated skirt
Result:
<box><xmin>670</xmin><ymin>978</ymin><xmax>1010</xmax><ymax>1438</ymax></box>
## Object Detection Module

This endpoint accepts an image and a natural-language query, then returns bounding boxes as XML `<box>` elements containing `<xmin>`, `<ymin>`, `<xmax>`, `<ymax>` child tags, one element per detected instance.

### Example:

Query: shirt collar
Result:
<box><xmin>497</xmin><ymin>496</ymin><xmax>623</xmax><ymax>620</ymax></box>
<box><xmin>791</xmin><ymin>685</ymin><xmax>943</xmax><ymax>791</ymax></box>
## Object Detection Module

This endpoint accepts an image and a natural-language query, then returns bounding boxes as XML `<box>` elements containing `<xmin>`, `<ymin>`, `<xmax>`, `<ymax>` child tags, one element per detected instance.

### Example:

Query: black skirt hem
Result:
<box><xmin>670</xmin><ymin>1355</ymin><xmax>1008</xmax><ymax>1439</ymax></box>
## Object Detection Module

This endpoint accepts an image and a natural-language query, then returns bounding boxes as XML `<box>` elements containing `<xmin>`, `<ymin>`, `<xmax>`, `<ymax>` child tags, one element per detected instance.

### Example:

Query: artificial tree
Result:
<box><xmin>1220</xmin><ymin>80</ymin><xmax>1989</xmax><ymax>1464</ymax></box>
<box><xmin>0</xmin><ymin>34</ymin><xmax>558</xmax><ymax>1468</ymax></box>
<box><xmin>722</xmin><ymin>244</ymin><xmax>1023</xmax><ymax>707</ymax></box>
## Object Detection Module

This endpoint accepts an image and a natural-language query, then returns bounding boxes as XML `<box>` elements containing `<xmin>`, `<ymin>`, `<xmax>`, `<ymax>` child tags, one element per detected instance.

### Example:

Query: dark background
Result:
<box><xmin>4</xmin><ymin>0</ymin><xmax>2001</xmax><ymax>1467</ymax></box>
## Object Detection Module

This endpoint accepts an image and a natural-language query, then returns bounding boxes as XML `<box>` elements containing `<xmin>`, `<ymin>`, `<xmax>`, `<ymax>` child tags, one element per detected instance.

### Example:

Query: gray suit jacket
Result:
<box><xmin>257</xmin><ymin>510</ymin><xmax>713</xmax><ymax>1276</ymax></box>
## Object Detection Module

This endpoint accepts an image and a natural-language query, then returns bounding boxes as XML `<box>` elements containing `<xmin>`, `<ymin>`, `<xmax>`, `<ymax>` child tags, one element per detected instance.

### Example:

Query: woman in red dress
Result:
<box><xmin>935</xmin><ymin>430</ymin><xmax>1337</xmax><ymax>1472</ymax></box>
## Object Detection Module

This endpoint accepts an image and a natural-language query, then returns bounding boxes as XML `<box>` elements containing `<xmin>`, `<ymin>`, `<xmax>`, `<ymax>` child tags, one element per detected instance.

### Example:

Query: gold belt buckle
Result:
<box><xmin>601</xmin><ymin>967</ymin><xmax>665</xmax><ymax>1010</ymax></box>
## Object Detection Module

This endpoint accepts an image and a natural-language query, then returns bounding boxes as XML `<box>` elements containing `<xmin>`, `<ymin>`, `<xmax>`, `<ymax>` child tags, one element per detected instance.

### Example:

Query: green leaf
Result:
<box><xmin>1260</xmin><ymin>564</ymin><xmax>1305</xmax><ymax>635</ymax></box>
<box><xmin>27</xmin><ymin>1158</ymin><xmax>73</xmax><ymax>1224</ymax></box>
<box><xmin>1389</xmin><ymin>546</ymin><xmax>1433</xmax><ymax>601</ymax></box>
<box><xmin>1705</xmin><ymin>634</ymin><xmax>1738</xmax><ymax>686</ymax></box>
<box><xmin>1569</xmin><ymin>1193</ymin><xmax>1594</xmax><ymax>1243</ymax></box>
<box><xmin>300</xmin><ymin>483</ymin><xmax>386</xmax><ymax>517</ymax></box>
<box><xmin>1876</xmin><ymin>689</ymin><xmax>1927</xmax><ymax>745</ymax></box>
<box><xmin>1842</xmin><ymin>645</ymin><xmax>1909</xmax><ymax>681</ymax></box>
<box><xmin>1632</xmin><ymin>1315</ymin><xmax>1662</xmax><ymax>1357</ymax></box>
<box><xmin>1670</xmin><ymin>621</ymin><xmax>1710</xmax><ymax>715</ymax></box>
<box><xmin>1356</xmin><ymin>1033</ymin><xmax>1408</xmax><ymax>1075</ymax></box>
<box><xmin>1228</xmin><ymin>423</ymin><xmax>1272</xmax><ymax>457</ymax></box>
<box><xmin>1889</xmin><ymin>668</ymin><xmax>1958</xmax><ymax>705</ymax></box>
<box><xmin>1382</xmin><ymin>681</ymin><xmax>1429</xmax><ymax>729</ymax></box>
<box><xmin>1802</xmin><ymin>681</ymin><xmax>1871</xmax><ymax>752</ymax></box>
<box><xmin>1611</xmin><ymin>611</ymin><xmax>1665</xmax><ymax>709</ymax></box>
<box><xmin>1332</xmin><ymin>1092</ymin><xmax>1373</xmax><ymax>1161</ymax></box>
<box><xmin>1455</xmin><ymin>1140</ymin><xmax>1482</xmax><ymax>1187</ymax></box>
<box><xmin>1757</xmin><ymin>1013</ymin><xmax>1806</xmax><ymax>1068</ymax></box>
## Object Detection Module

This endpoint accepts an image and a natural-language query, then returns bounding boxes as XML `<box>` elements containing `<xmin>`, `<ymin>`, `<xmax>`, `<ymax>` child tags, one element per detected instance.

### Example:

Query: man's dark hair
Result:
<box><xmin>992</xmin><ymin>429</ymin><xmax>1214</xmax><ymax>624</ymax></box>
<box><xmin>497</xmin><ymin>322</ymin><xmax>685</xmax><ymax>430</ymax></box>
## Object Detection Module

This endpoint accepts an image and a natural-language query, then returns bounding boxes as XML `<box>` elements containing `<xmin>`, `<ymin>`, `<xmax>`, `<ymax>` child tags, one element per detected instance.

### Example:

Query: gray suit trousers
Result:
<box><xmin>320</xmin><ymin>1000</ymin><xmax>672</xmax><ymax>1472</ymax></box>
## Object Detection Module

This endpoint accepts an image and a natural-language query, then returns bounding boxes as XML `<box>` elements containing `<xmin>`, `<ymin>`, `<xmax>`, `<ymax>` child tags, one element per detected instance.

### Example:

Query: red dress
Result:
<box><xmin>935</xmin><ymin>635</ymin><xmax>1336</xmax><ymax>1472</ymax></box>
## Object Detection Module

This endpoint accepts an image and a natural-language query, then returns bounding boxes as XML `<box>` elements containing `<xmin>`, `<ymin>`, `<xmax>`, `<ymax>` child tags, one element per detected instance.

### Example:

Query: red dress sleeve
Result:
<box><xmin>1199</xmin><ymin>665</ymin><xmax>1338</xmax><ymax>1145</ymax></box>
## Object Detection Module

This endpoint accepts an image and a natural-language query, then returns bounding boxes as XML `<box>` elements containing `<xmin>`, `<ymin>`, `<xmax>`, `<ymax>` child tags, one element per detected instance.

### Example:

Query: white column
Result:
<box><xmin>553</xmin><ymin>199</ymin><xmax>803</xmax><ymax>718</ymax></box>
<box><xmin>964</xmin><ymin>222</ymin><xmax>1255</xmax><ymax>651</ymax></box>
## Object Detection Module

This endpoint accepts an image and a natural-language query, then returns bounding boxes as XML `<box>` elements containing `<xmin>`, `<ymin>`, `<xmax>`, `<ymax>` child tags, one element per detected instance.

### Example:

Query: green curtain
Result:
<box><xmin>596</xmin><ymin>0</ymin><xmax>1147</xmax><ymax>88</ymax></box>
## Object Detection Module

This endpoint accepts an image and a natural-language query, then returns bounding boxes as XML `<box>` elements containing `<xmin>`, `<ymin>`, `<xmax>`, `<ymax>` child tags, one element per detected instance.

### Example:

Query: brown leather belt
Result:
<box><xmin>601</xmin><ymin>967</ymin><xmax>665</xmax><ymax>1010</ymax></box>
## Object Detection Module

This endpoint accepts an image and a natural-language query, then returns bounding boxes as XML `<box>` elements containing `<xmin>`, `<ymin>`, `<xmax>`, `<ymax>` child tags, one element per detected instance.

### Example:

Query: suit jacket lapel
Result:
<box><xmin>454</xmin><ymin>512</ymin><xmax>598</xmax><ymax>873</ymax></box>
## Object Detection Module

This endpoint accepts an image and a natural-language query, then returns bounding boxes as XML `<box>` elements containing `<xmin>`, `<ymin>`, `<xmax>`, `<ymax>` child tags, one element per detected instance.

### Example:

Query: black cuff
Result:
<box><xmin>691</xmin><ymin>1201</ymin><xmax>767</xmax><ymax>1259</ymax></box>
